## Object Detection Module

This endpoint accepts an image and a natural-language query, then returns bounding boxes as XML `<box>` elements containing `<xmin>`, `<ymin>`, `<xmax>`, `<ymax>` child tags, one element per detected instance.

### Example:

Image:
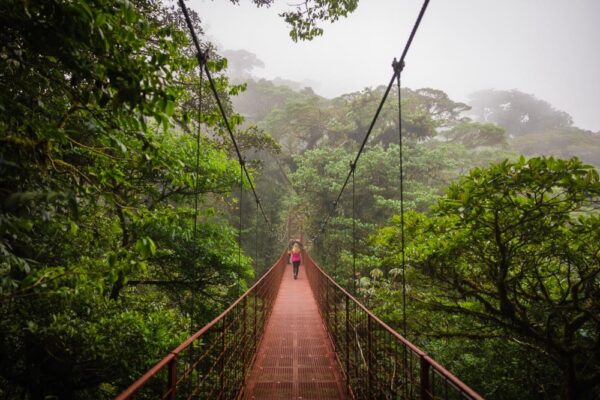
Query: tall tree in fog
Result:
<box><xmin>222</xmin><ymin>49</ymin><xmax>265</xmax><ymax>78</ymax></box>
<box><xmin>468</xmin><ymin>89</ymin><xmax>573</xmax><ymax>137</ymax></box>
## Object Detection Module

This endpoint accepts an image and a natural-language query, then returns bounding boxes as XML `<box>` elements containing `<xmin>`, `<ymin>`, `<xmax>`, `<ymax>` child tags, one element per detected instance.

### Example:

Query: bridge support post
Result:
<box><xmin>345</xmin><ymin>295</ymin><xmax>350</xmax><ymax>395</ymax></box>
<box><xmin>253</xmin><ymin>293</ymin><xmax>257</xmax><ymax>352</ymax></box>
<box><xmin>334</xmin><ymin>290</ymin><xmax>338</xmax><ymax>346</ymax></box>
<box><xmin>242</xmin><ymin>296</ymin><xmax>247</xmax><ymax>379</ymax></box>
<box><xmin>325</xmin><ymin>278</ymin><xmax>329</xmax><ymax>325</ymax></box>
<box><xmin>367</xmin><ymin>315</ymin><xmax>372</xmax><ymax>397</ymax></box>
<box><xmin>420</xmin><ymin>356</ymin><xmax>431</xmax><ymax>400</ymax></box>
<box><xmin>220</xmin><ymin>315</ymin><xmax>226</xmax><ymax>395</ymax></box>
<box><xmin>167</xmin><ymin>356</ymin><xmax>177</xmax><ymax>400</ymax></box>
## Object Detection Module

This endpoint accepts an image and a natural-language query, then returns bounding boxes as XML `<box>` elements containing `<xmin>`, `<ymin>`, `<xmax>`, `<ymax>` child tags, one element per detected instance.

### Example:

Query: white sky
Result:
<box><xmin>190</xmin><ymin>0</ymin><xmax>600</xmax><ymax>132</ymax></box>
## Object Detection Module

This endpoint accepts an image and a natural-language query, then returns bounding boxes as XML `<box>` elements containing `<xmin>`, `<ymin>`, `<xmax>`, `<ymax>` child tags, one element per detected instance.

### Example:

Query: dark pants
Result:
<box><xmin>292</xmin><ymin>261</ymin><xmax>300</xmax><ymax>277</ymax></box>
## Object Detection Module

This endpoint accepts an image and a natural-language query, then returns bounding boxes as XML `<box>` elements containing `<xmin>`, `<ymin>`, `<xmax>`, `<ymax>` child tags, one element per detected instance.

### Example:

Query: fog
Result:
<box><xmin>191</xmin><ymin>0</ymin><xmax>600</xmax><ymax>132</ymax></box>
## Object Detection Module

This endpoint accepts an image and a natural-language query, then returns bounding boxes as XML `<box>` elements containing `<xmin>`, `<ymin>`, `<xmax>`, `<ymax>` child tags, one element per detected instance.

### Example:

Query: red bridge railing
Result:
<box><xmin>303</xmin><ymin>251</ymin><xmax>484</xmax><ymax>400</ymax></box>
<box><xmin>115</xmin><ymin>252</ymin><xmax>287</xmax><ymax>400</ymax></box>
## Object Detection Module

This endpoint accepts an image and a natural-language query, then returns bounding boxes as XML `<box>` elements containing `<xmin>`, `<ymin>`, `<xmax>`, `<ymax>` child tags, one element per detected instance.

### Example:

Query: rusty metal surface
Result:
<box><xmin>244</xmin><ymin>263</ymin><xmax>346</xmax><ymax>400</ymax></box>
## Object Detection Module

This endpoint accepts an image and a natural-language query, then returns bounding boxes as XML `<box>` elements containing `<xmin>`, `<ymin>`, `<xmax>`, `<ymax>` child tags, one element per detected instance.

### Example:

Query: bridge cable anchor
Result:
<box><xmin>392</xmin><ymin>57</ymin><xmax>405</xmax><ymax>75</ymax></box>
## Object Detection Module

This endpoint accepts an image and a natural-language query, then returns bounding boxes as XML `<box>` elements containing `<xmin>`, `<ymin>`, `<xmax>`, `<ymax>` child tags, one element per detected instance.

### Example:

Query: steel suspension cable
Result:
<box><xmin>187</xmin><ymin>45</ymin><xmax>205</xmax><ymax>398</ymax></box>
<box><xmin>351</xmin><ymin>165</ymin><xmax>356</xmax><ymax>295</ymax></box>
<box><xmin>394</xmin><ymin>59</ymin><xmax>410</xmax><ymax>397</ymax></box>
<box><xmin>393</xmin><ymin>60</ymin><xmax>407</xmax><ymax>337</ymax></box>
<box><xmin>190</xmin><ymin>67</ymin><xmax>203</xmax><ymax>329</ymax></box>
<box><xmin>311</xmin><ymin>0</ymin><xmax>431</xmax><ymax>241</ymax></box>
<box><xmin>239</xmin><ymin>161</ymin><xmax>244</xmax><ymax>294</ymax></box>
<box><xmin>178</xmin><ymin>0</ymin><xmax>273</xmax><ymax>235</ymax></box>
<box><xmin>255</xmin><ymin>199</ymin><xmax>259</xmax><ymax>275</ymax></box>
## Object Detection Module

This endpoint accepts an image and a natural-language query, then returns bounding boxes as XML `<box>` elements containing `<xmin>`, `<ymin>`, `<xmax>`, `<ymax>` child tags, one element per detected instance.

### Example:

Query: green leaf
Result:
<box><xmin>69</xmin><ymin>221</ymin><xmax>79</xmax><ymax>236</ymax></box>
<box><xmin>165</xmin><ymin>99</ymin><xmax>175</xmax><ymax>116</ymax></box>
<box><xmin>135</xmin><ymin>237</ymin><xmax>156</xmax><ymax>259</ymax></box>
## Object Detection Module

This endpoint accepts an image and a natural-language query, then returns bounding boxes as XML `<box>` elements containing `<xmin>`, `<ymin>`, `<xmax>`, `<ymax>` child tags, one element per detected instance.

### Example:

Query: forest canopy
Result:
<box><xmin>1</xmin><ymin>1</ymin><xmax>599</xmax><ymax>399</ymax></box>
<box><xmin>0</xmin><ymin>0</ymin><xmax>279</xmax><ymax>397</ymax></box>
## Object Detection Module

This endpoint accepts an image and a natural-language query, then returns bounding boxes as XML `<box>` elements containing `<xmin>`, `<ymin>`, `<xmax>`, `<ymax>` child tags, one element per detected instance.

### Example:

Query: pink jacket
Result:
<box><xmin>291</xmin><ymin>251</ymin><xmax>301</xmax><ymax>262</ymax></box>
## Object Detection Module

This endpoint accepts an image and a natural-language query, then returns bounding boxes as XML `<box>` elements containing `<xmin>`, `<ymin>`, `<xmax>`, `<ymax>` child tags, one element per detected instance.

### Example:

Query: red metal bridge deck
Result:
<box><xmin>244</xmin><ymin>263</ymin><xmax>346</xmax><ymax>399</ymax></box>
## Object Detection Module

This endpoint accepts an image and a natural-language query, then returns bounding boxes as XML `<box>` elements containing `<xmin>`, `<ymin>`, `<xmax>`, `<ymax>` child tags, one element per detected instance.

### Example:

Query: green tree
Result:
<box><xmin>263</xmin><ymin>93</ymin><xmax>331</xmax><ymax>153</ymax></box>
<box><xmin>407</xmin><ymin>156</ymin><xmax>599</xmax><ymax>399</ymax></box>
<box><xmin>0</xmin><ymin>0</ymin><xmax>260</xmax><ymax>398</ymax></box>
<box><xmin>444</xmin><ymin>121</ymin><xmax>508</xmax><ymax>148</ymax></box>
<box><xmin>290</xmin><ymin>141</ymin><xmax>505</xmax><ymax>290</ymax></box>
<box><xmin>231</xmin><ymin>78</ymin><xmax>313</xmax><ymax>122</ymax></box>
<box><xmin>329</xmin><ymin>86</ymin><xmax>438</xmax><ymax>146</ymax></box>
<box><xmin>278</xmin><ymin>0</ymin><xmax>359</xmax><ymax>41</ymax></box>
<box><xmin>404</xmin><ymin>88</ymin><xmax>470</xmax><ymax>128</ymax></box>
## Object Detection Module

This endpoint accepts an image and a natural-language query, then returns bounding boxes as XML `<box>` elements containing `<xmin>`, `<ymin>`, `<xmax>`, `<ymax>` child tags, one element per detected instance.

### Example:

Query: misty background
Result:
<box><xmin>193</xmin><ymin>0</ymin><xmax>600</xmax><ymax>133</ymax></box>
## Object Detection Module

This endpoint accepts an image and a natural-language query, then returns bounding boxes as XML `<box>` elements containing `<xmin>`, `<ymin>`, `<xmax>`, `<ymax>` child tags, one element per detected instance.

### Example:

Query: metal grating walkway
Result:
<box><xmin>244</xmin><ymin>263</ymin><xmax>346</xmax><ymax>399</ymax></box>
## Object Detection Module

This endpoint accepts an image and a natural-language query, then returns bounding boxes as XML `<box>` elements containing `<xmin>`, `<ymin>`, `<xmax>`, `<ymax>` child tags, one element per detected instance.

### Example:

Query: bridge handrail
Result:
<box><xmin>115</xmin><ymin>251</ymin><xmax>288</xmax><ymax>400</ymax></box>
<box><xmin>307</xmin><ymin>253</ymin><xmax>425</xmax><ymax>356</ymax></box>
<box><xmin>304</xmin><ymin>251</ymin><xmax>484</xmax><ymax>400</ymax></box>
<box><xmin>172</xmin><ymin>250</ymin><xmax>285</xmax><ymax>353</ymax></box>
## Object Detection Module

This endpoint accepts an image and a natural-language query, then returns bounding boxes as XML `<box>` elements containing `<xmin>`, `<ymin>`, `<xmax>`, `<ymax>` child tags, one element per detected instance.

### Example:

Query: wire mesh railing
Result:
<box><xmin>115</xmin><ymin>252</ymin><xmax>287</xmax><ymax>400</ymax></box>
<box><xmin>303</xmin><ymin>251</ymin><xmax>484</xmax><ymax>400</ymax></box>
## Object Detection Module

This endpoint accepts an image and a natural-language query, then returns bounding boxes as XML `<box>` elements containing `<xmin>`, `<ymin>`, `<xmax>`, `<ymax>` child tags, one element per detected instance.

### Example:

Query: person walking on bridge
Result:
<box><xmin>290</xmin><ymin>243</ymin><xmax>302</xmax><ymax>280</ymax></box>
<box><xmin>287</xmin><ymin>238</ymin><xmax>300</xmax><ymax>264</ymax></box>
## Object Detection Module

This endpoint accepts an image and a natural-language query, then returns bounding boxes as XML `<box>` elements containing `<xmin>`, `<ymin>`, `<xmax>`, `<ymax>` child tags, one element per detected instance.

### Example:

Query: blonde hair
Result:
<box><xmin>291</xmin><ymin>243</ymin><xmax>301</xmax><ymax>253</ymax></box>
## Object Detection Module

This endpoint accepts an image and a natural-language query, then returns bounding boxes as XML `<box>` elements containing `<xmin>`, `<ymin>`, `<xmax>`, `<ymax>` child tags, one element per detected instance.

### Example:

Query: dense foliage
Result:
<box><xmin>0</xmin><ymin>0</ymin><xmax>278</xmax><ymax>398</ymax></box>
<box><xmin>242</xmin><ymin>60</ymin><xmax>599</xmax><ymax>398</ymax></box>
<box><xmin>366</xmin><ymin>157</ymin><xmax>599</xmax><ymax>399</ymax></box>
<box><xmin>1</xmin><ymin>1</ymin><xmax>598</xmax><ymax>399</ymax></box>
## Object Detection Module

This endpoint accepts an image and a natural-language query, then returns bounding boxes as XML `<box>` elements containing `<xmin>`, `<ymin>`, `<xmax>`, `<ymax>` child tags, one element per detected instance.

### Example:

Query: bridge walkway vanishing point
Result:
<box><xmin>244</xmin><ymin>263</ymin><xmax>346</xmax><ymax>399</ymax></box>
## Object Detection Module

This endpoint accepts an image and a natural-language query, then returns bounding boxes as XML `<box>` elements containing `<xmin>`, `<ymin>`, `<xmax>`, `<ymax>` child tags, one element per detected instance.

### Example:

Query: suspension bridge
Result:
<box><xmin>114</xmin><ymin>0</ymin><xmax>486</xmax><ymax>398</ymax></box>
<box><xmin>115</xmin><ymin>248</ymin><xmax>483</xmax><ymax>400</ymax></box>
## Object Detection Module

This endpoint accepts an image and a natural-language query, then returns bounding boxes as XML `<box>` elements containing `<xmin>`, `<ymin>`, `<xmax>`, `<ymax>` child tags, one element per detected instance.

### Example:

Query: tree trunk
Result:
<box><xmin>563</xmin><ymin>357</ymin><xmax>578</xmax><ymax>400</ymax></box>
<box><xmin>110</xmin><ymin>270</ymin><xmax>125</xmax><ymax>300</ymax></box>
<box><xmin>109</xmin><ymin>202</ymin><xmax>129</xmax><ymax>300</ymax></box>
